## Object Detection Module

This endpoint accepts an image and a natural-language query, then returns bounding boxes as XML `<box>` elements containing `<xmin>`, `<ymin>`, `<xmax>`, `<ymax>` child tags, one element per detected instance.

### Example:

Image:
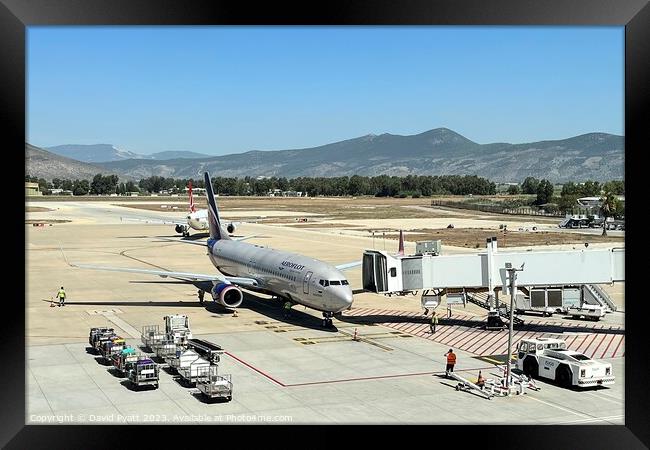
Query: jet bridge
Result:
<box><xmin>362</xmin><ymin>238</ymin><xmax>624</xmax><ymax>297</ymax></box>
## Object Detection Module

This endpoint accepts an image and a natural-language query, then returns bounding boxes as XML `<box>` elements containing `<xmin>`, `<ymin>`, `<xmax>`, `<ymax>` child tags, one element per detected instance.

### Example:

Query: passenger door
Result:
<box><xmin>303</xmin><ymin>271</ymin><xmax>313</xmax><ymax>294</ymax></box>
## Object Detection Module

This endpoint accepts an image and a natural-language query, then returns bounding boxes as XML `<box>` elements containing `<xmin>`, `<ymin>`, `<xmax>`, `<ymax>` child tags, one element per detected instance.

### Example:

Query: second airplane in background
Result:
<box><xmin>121</xmin><ymin>181</ymin><xmax>239</xmax><ymax>237</ymax></box>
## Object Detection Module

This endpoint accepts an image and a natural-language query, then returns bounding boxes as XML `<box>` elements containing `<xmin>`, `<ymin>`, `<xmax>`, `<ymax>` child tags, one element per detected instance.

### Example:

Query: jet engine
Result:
<box><xmin>211</xmin><ymin>282</ymin><xmax>243</xmax><ymax>308</ymax></box>
<box><xmin>175</xmin><ymin>224</ymin><xmax>188</xmax><ymax>234</ymax></box>
<box><xmin>226</xmin><ymin>223</ymin><xmax>237</xmax><ymax>234</ymax></box>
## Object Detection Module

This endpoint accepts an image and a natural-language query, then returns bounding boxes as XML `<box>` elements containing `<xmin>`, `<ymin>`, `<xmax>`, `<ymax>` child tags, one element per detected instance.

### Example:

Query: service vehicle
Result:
<box><xmin>163</xmin><ymin>314</ymin><xmax>192</xmax><ymax>345</ymax></box>
<box><xmin>568</xmin><ymin>305</ymin><xmax>606</xmax><ymax>321</ymax></box>
<box><xmin>516</xmin><ymin>338</ymin><xmax>614</xmax><ymax>388</ymax></box>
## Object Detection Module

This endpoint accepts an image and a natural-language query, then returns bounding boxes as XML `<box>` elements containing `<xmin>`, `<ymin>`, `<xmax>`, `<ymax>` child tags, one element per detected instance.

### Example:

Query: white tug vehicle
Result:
<box><xmin>516</xmin><ymin>338</ymin><xmax>615</xmax><ymax>388</ymax></box>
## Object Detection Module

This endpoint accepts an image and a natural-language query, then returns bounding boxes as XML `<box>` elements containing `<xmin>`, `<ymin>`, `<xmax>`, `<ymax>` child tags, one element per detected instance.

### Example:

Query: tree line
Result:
<box><xmin>26</xmin><ymin>173</ymin><xmax>497</xmax><ymax>197</ymax></box>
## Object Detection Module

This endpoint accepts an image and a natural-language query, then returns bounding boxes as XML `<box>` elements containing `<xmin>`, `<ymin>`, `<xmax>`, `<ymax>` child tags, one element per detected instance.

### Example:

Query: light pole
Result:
<box><xmin>504</xmin><ymin>262</ymin><xmax>524</xmax><ymax>393</ymax></box>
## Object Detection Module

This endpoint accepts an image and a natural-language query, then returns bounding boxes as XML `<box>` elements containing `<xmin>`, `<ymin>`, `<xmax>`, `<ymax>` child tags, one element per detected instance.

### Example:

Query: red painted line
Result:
<box><xmin>440</xmin><ymin>325</ymin><xmax>476</xmax><ymax>347</ymax></box>
<box><xmin>462</xmin><ymin>330</ymin><xmax>491</xmax><ymax>352</ymax></box>
<box><xmin>471</xmin><ymin>329</ymin><xmax>505</xmax><ymax>355</ymax></box>
<box><xmin>477</xmin><ymin>329</ymin><xmax>519</xmax><ymax>356</ymax></box>
<box><xmin>589</xmin><ymin>333</ymin><xmax>609</xmax><ymax>359</ymax></box>
<box><xmin>611</xmin><ymin>335</ymin><xmax>625</xmax><ymax>358</ymax></box>
<box><xmin>433</xmin><ymin>324</ymin><xmax>462</xmax><ymax>343</ymax></box>
<box><xmin>573</xmin><ymin>334</ymin><xmax>591</xmax><ymax>353</ymax></box>
<box><xmin>483</xmin><ymin>333</ymin><xmax>513</xmax><ymax>356</ymax></box>
<box><xmin>599</xmin><ymin>334</ymin><xmax>617</xmax><ymax>359</ymax></box>
<box><xmin>578</xmin><ymin>333</ymin><xmax>599</xmax><ymax>355</ymax></box>
<box><xmin>490</xmin><ymin>330</ymin><xmax>525</xmax><ymax>356</ymax></box>
<box><xmin>403</xmin><ymin>322</ymin><xmax>424</xmax><ymax>334</ymax></box>
<box><xmin>452</xmin><ymin>327</ymin><xmax>487</xmax><ymax>350</ymax></box>
<box><xmin>566</xmin><ymin>334</ymin><xmax>580</xmax><ymax>350</ymax></box>
<box><xmin>224</xmin><ymin>351</ymin><xmax>286</xmax><ymax>387</ymax></box>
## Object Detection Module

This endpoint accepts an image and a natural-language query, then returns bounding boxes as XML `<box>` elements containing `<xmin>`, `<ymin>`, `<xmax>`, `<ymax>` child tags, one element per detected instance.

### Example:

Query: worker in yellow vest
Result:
<box><xmin>430</xmin><ymin>311</ymin><xmax>439</xmax><ymax>334</ymax></box>
<box><xmin>56</xmin><ymin>286</ymin><xmax>66</xmax><ymax>307</ymax></box>
<box><xmin>283</xmin><ymin>300</ymin><xmax>292</xmax><ymax>318</ymax></box>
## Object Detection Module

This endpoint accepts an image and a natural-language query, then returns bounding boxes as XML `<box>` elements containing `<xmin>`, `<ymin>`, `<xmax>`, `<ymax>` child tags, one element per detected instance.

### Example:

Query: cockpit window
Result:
<box><xmin>319</xmin><ymin>280</ymin><xmax>329</xmax><ymax>287</ymax></box>
<box><xmin>341</xmin><ymin>280</ymin><xmax>349</xmax><ymax>285</ymax></box>
<box><xmin>330</xmin><ymin>280</ymin><xmax>341</xmax><ymax>285</ymax></box>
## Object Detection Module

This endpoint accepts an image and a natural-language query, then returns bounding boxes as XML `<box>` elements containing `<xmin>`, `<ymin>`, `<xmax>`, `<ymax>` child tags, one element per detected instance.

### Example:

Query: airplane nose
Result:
<box><xmin>336</xmin><ymin>288</ymin><xmax>353</xmax><ymax>310</ymax></box>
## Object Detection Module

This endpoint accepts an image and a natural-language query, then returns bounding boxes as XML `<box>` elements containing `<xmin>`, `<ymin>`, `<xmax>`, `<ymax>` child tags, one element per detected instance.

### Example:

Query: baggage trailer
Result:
<box><xmin>100</xmin><ymin>337</ymin><xmax>126</xmax><ymax>362</ymax></box>
<box><xmin>89</xmin><ymin>329</ymin><xmax>116</xmax><ymax>354</ymax></box>
<box><xmin>111</xmin><ymin>347</ymin><xmax>138</xmax><ymax>376</ymax></box>
<box><xmin>153</xmin><ymin>339</ymin><xmax>177</xmax><ymax>361</ymax></box>
<box><xmin>187</xmin><ymin>338</ymin><xmax>223</xmax><ymax>364</ymax></box>
<box><xmin>89</xmin><ymin>327</ymin><xmax>114</xmax><ymax>348</ymax></box>
<box><xmin>177</xmin><ymin>357</ymin><xmax>210</xmax><ymax>386</ymax></box>
<box><xmin>127</xmin><ymin>358</ymin><xmax>159</xmax><ymax>389</ymax></box>
<box><xmin>167</xmin><ymin>348</ymin><xmax>201</xmax><ymax>373</ymax></box>
<box><xmin>141</xmin><ymin>325</ymin><xmax>166</xmax><ymax>352</ymax></box>
<box><xmin>196</xmin><ymin>366</ymin><xmax>232</xmax><ymax>401</ymax></box>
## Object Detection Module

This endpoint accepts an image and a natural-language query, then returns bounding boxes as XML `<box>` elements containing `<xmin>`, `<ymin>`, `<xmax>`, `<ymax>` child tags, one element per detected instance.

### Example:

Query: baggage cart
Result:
<box><xmin>177</xmin><ymin>357</ymin><xmax>210</xmax><ymax>386</ymax></box>
<box><xmin>167</xmin><ymin>348</ymin><xmax>201</xmax><ymax>373</ymax></box>
<box><xmin>90</xmin><ymin>329</ymin><xmax>117</xmax><ymax>354</ymax></box>
<box><xmin>111</xmin><ymin>346</ymin><xmax>138</xmax><ymax>376</ymax></box>
<box><xmin>89</xmin><ymin>327</ymin><xmax>114</xmax><ymax>347</ymax></box>
<box><xmin>127</xmin><ymin>358</ymin><xmax>159</xmax><ymax>388</ymax></box>
<box><xmin>141</xmin><ymin>325</ymin><xmax>165</xmax><ymax>351</ymax></box>
<box><xmin>100</xmin><ymin>337</ymin><xmax>126</xmax><ymax>361</ymax></box>
<box><xmin>196</xmin><ymin>365</ymin><xmax>232</xmax><ymax>401</ymax></box>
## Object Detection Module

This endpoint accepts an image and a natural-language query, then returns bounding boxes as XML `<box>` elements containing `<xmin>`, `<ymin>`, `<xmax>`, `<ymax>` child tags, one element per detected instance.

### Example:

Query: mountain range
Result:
<box><xmin>45</xmin><ymin>144</ymin><xmax>210</xmax><ymax>163</ymax></box>
<box><xmin>29</xmin><ymin>128</ymin><xmax>624</xmax><ymax>182</ymax></box>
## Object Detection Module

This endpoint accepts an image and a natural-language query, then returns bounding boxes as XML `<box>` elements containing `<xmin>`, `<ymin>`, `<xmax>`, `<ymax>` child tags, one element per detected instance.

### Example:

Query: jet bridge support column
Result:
<box><xmin>486</xmin><ymin>237</ymin><xmax>497</xmax><ymax>310</ymax></box>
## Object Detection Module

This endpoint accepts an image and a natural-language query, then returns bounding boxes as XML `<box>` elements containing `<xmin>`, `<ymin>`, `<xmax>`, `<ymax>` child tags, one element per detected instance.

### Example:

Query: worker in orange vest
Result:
<box><xmin>444</xmin><ymin>348</ymin><xmax>457</xmax><ymax>377</ymax></box>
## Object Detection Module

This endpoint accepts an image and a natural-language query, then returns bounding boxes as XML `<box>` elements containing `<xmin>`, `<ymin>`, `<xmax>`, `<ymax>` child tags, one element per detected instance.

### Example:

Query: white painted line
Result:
<box><xmin>101</xmin><ymin>313</ymin><xmax>140</xmax><ymax>338</ymax></box>
<box><xmin>581</xmin><ymin>391</ymin><xmax>623</xmax><ymax>405</ymax></box>
<box><xmin>558</xmin><ymin>414</ymin><xmax>624</xmax><ymax>425</ymax></box>
<box><xmin>524</xmin><ymin>395</ymin><xmax>591</xmax><ymax>419</ymax></box>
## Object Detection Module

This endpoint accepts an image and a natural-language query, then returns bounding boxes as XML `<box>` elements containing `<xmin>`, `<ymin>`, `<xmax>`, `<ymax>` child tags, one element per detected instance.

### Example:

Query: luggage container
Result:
<box><xmin>89</xmin><ymin>327</ymin><xmax>114</xmax><ymax>347</ymax></box>
<box><xmin>154</xmin><ymin>339</ymin><xmax>177</xmax><ymax>361</ymax></box>
<box><xmin>90</xmin><ymin>329</ymin><xmax>116</xmax><ymax>354</ymax></box>
<box><xmin>111</xmin><ymin>346</ymin><xmax>138</xmax><ymax>376</ymax></box>
<box><xmin>177</xmin><ymin>357</ymin><xmax>210</xmax><ymax>386</ymax></box>
<box><xmin>127</xmin><ymin>358</ymin><xmax>159</xmax><ymax>389</ymax></box>
<box><xmin>100</xmin><ymin>337</ymin><xmax>126</xmax><ymax>361</ymax></box>
<box><xmin>196</xmin><ymin>365</ymin><xmax>232</xmax><ymax>401</ymax></box>
<box><xmin>167</xmin><ymin>348</ymin><xmax>201</xmax><ymax>373</ymax></box>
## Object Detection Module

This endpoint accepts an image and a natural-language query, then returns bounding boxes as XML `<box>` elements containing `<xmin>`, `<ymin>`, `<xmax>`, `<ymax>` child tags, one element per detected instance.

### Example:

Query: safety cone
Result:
<box><xmin>50</xmin><ymin>298</ymin><xmax>55</xmax><ymax>307</ymax></box>
<box><xmin>232</xmin><ymin>310</ymin><xmax>238</xmax><ymax>317</ymax></box>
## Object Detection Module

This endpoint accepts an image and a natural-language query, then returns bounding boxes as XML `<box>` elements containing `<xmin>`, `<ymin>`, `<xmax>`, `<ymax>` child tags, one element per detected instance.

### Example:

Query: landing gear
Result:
<box><xmin>198</xmin><ymin>290</ymin><xmax>205</xmax><ymax>304</ymax></box>
<box><xmin>183</xmin><ymin>230</ymin><xmax>190</xmax><ymax>237</ymax></box>
<box><xmin>322</xmin><ymin>312</ymin><xmax>333</xmax><ymax>328</ymax></box>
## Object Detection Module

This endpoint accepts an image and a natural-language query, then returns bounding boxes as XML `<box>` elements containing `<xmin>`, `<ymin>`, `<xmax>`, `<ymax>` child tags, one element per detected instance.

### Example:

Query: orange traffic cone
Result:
<box><xmin>353</xmin><ymin>328</ymin><xmax>359</xmax><ymax>341</ymax></box>
<box><xmin>50</xmin><ymin>297</ymin><xmax>55</xmax><ymax>307</ymax></box>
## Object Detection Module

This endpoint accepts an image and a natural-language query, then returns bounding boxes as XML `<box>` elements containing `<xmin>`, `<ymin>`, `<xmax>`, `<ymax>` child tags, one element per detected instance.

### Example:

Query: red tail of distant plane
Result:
<box><xmin>398</xmin><ymin>230</ymin><xmax>404</xmax><ymax>256</ymax></box>
<box><xmin>188</xmin><ymin>181</ymin><xmax>196</xmax><ymax>212</ymax></box>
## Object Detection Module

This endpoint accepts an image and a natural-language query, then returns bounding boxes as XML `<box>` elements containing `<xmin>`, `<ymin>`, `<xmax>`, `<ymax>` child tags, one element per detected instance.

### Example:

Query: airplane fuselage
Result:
<box><xmin>207</xmin><ymin>238</ymin><xmax>353</xmax><ymax>313</ymax></box>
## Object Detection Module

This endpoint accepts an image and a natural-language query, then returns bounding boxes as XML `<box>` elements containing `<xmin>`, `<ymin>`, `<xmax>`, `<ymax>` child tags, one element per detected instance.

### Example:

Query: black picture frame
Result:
<box><xmin>6</xmin><ymin>0</ymin><xmax>648</xmax><ymax>447</ymax></box>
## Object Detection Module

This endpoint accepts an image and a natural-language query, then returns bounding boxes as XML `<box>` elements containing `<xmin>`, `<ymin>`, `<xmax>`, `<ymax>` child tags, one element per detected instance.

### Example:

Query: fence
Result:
<box><xmin>430</xmin><ymin>200</ymin><xmax>585</xmax><ymax>218</ymax></box>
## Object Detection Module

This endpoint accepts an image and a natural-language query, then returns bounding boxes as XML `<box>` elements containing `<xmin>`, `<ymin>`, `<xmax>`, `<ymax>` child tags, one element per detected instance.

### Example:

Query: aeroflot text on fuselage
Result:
<box><xmin>281</xmin><ymin>261</ymin><xmax>305</xmax><ymax>271</ymax></box>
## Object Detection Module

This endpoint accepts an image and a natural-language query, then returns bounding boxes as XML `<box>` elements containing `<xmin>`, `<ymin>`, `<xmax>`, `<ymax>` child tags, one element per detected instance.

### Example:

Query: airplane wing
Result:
<box><xmin>69</xmin><ymin>262</ymin><xmax>260</xmax><ymax>288</ymax></box>
<box><xmin>121</xmin><ymin>216</ymin><xmax>186</xmax><ymax>227</ymax></box>
<box><xmin>335</xmin><ymin>261</ymin><xmax>362</xmax><ymax>271</ymax></box>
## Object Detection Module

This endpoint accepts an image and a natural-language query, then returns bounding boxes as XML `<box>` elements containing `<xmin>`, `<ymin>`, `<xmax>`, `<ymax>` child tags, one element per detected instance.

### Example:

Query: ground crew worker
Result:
<box><xmin>429</xmin><ymin>311</ymin><xmax>439</xmax><ymax>334</ymax></box>
<box><xmin>197</xmin><ymin>290</ymin><xmax>205</xmax><ymax>304</ymax></box>
<box><xmin>444</xmin><ymin>348</ymin><xmax>456</xmax><ymax>377</ymax></box>
<box><xmin>283</xmin><ymin>300</ymin><xmax>292</xmax><ymax>318</ymax></box>
<box><xmin>56</xmin><ymin>286</ymin><xmax>66</xmax><ymax>307</ymax></box>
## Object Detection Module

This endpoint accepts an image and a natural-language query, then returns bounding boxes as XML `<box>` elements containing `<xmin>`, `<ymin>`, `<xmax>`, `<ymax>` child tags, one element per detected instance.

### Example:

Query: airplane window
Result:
<box><xmin>341</xmin><ymin>280</ymin><xmax>349</xmax><ymax>285</ymax></box>
<box><xmin>330</xmin><ymin>280</ymin><xmax>341</xmax><ymax>285</ymax></box>
<box><xmin>319</xmin><ymin>280</ymin><xmax>324</xmax><ymax>286</ymax></box>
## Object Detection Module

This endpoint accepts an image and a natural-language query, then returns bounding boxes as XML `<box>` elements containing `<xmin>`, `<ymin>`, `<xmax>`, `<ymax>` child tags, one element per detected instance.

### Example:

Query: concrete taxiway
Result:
<box><xmin>26</xmin><ymin>201</ymin><xmax>624</xmax><ymax>424</ymax></box>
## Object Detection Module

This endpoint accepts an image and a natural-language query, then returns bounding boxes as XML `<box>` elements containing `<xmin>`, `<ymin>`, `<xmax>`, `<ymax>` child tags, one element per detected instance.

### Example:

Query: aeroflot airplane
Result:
<box><xmin>72</xmin><ymin>172</ymin><xmax>359</xmax><ymax>327</ymax></box>
<box><xmin>121</xmin><ymin>181</ymin><xmax>239</xmax><ymax>237</ymax></box>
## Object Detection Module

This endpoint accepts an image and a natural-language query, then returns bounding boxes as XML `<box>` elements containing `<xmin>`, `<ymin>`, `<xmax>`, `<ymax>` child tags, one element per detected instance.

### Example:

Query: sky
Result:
<box><xmin>27</xmin><ymin>26</ymin><xmax>624</xmax><ymax>156</ymax></box>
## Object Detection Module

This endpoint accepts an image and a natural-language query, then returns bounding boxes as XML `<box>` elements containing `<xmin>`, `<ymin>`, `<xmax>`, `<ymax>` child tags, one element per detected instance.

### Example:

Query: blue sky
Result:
<box><xmin>27</xmin><ymin>26</ymin><xmax>624</xmax><ymax>156</ymax></box>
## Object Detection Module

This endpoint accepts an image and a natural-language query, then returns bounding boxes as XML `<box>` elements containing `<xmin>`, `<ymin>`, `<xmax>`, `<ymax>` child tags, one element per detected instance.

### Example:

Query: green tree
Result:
<box><xmin>521</xmin><ymin>177</ymin><xmax>540</xmax><ymax>194</ymax></box>
<box><xmin>599</xmin><ymin>191</ymin><xmax>620</xmax><ymax>236</ymax></box>
<box><xmin>507</xmin><ymin>185</ymin><xmax>520</xmax><ymax>195</ymax></box>
<box><xmin>536</xmin><ymin>179</ymin><xmax>554</xmax><ymax>205</ymax></box>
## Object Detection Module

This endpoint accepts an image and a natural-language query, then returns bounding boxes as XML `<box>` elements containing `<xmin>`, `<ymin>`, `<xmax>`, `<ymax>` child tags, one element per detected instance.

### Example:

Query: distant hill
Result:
<box><xmin>25</xmin><ymin>144</ymin><xmax>134</xmax><ymax>181</ymax></box>
<box><xmin>148</xmin><ymin>150</ymin><xmax>211</xmax><ymax>160</ymax></box>
<box><xmin>46</xmin><ymin>144</ymin><xmax>148</xmax><ymax>163</ymax></box>
<box><xmin>46</xmin><ymin>144</ymin><xmax>212</xmax><ymax>163</ymax></box>
<box><xmin>95</xmin><ymin>128</ymin><xmax>624</xmax><ymax>183</ymax></box>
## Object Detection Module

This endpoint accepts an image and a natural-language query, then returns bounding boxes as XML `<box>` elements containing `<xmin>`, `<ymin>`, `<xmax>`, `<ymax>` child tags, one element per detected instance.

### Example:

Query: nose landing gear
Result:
<box><xmin>322</xmin><ymin>312</ymin><xmax>333</xmax><ymax>328</ymax></box>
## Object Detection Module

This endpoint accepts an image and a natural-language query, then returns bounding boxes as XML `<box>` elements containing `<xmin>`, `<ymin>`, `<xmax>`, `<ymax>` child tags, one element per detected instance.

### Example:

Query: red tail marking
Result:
<box><xmin>188</xmin><ymin>180</ymin><xmax>196</xmax><ymax>212</ymax></box>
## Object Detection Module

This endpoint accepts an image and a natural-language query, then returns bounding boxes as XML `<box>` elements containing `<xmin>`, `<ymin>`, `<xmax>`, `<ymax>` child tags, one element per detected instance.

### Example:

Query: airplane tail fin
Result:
<box><xmin>204</xmin><ymin>172</ymin><xmax>230</xmax><ymax>241</ymax></box>
<box><xmin>398</xmin><ymin>230</ymin><xmax>404</xmax><ymax>256</ymax></box>
<box><xmin>188</xmin><ymin>180</ymin><xmax>196</xmax><ymax>212</ymax></box>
